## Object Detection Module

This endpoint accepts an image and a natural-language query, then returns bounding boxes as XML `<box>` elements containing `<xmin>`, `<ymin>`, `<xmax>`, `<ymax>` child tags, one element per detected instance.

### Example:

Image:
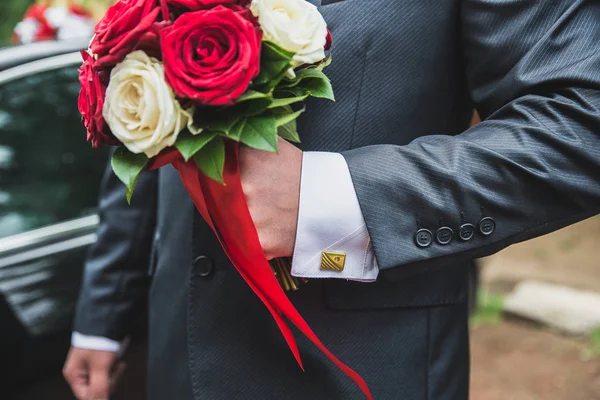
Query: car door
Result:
<box><xmin>0</xmin><ymin>52</ymin><xmax>108</xmax><ymax>386</ymax></box>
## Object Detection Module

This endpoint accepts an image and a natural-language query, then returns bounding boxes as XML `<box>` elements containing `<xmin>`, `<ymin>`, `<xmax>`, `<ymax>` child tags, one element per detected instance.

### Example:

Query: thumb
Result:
<box><xmin>87</xmin><ymin>360</ymin><xmax>112</xmax><ymax>400</ymax></box>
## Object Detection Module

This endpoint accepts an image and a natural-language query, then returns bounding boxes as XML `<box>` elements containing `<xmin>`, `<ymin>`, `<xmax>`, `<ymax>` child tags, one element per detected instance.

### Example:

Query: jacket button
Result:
<box><xmin>436</xmin><ymin>227</ymin><xmax>453</xmax><ymax>245</ymax></box>
<box><xmin>415</xmin><ymin>229</ymin><xmax>433</xmax><ymax>248</ymax></box>
<box><xmin>479</xmin><ymin>217</ymin><xmax>496</xmax><ymax>236</ymax></box>
<box><xmin>193</xmin><ymin>255</ymin><xmax>214</xmax><ymax>277</ymax></box>
<box><xmin>459</xmin><ymin>223</ymin><xmax>475</xmax><ymax>241</ymax></box>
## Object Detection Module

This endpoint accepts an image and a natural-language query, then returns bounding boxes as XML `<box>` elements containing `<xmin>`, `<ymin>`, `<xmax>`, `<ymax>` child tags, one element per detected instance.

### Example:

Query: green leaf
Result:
<box><xmin>294</xmin><ymin>69</ymin><xmax>335</xmax><ymax>100</ymax></box>
<box><xmin>192</xmin><ymin>112</ymin><xmax>244</xmax><ymax>136</ymax></box>
<box><xmin>236</xmin><ymin>90</ymin><xmax>271</xmax><ymax>103</ymax></box>
<box><xmin>273</xmin><ymin>106</ymin><xmax>306</xmax><ymax>128</ymax></box>
<box><xmin>190</xmin><ymin>108</ymin><xmax>240</xmax><ymax>135</ymax></box>
<box><xmin>253</xmin><ymin>42</ymin><xmax>295</xmax><ymax>93</ymax></box>
<box><xmin>209</xmin><ymin>117</ymin><xmax>240</xmax><ymax>134</ymax></box>
<box><xmin>231</xmin><ymin>97</ymin><xmax>272</xmax><ymax>116</ymax></box>
<box><xmin>277</xmin><ymin>120</ymin><xmax>301</xmax><ymax>143</ymax></box>
<box><xmin>175</xmin><ymin>130</ymin><xmax>218</xmax><ymax>161</ymax></box>
<box><xmin>315</xmin><ymin>54</ymin><xmax>332</xmax><ymax>72</ymax></box>
<box><xmin>274</xmin><ymin>87</ymin><xmax>308</xmax><ymax>98</ymax></box>
<box><xmin>227</xmin><ymin>118</ymin><xmax>246</xmax><ymax>141</ymax></box>
<box><xmin>239</xmin><ymin>114</ymin><xmax>278</xmax><ymax>152</ymax></box>
<box><xmin>193</xmin><ymin>137</ymin><xmax>225</xmax><ymax>183</ymax></box>
<box><xmin>278</xmin><ymin>76</ymin><xmax>302</xmax><ymax>89</ymax></box>
<box><xmin>268</xmin><ymin>93</ymin><xmax>309</xmax><ymax>109</ymax></box>
<box><xmin>111</xmin><ymin>146</ymin><xmax>148</xmax><ymax>204</ymax></box>
<box><xmin>294</xmin><ymin>68</ymin><xmax>327</xmax><ymax>80</ymax></box>
<box><xmin>271</xmin><ymin>105</ymin><xmax>302</xmax><ymax>143</ymax></box>
<box><xmin>279</xmin><ymin>67</ymin><xmax>321</xmax><ymax>88</ymax></box>
<box><xmin>279</xmin><ymin>69</ymin><xmax>335</xmax><ymax>101</ymax></box>
<box><xmin>195</xmin><ymin>91</ymin><xmax>273</xmax><ymax>119</ymax></box>
<box><xmin>303</xmin><ymin>76</ymin><xmax>335</xmax><ymax>100</ymax></box>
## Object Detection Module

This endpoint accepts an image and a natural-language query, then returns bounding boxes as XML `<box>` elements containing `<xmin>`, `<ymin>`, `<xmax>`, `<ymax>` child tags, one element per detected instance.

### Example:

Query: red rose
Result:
<box><xmin>325</xmin><ymin>28</ymin><xmax>332</xmax><ymax>51</ymax></box>
<box><xmin>166</xmin><ymin>0</ymin><xmax>251</xmax><ymax>10</ymax></box>
<box><xmin>17</xmin><ymin>4</ymin><xmax>56</xmax><ymax>43</ymax></box>
<box><xmin>78</xmin><ymin>51</ymin><xmax>118</xmax><ymax>148</ymax></box>
<box><xmin>161</xmin><ymin>6</ymin><xmax>261</xmax><ymax>106</ymax></box>
<box><xmin>91</xmin><ymin>0</ymin><xmax>161</xmax><ymax>68</ymax></box>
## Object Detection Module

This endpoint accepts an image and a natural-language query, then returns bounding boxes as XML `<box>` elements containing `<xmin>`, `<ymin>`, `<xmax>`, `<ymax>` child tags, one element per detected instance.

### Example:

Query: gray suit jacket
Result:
<box><xmin>75</xmin><ymin>1</ymin><xmax>600</xmax><ymax>399</ymax></box>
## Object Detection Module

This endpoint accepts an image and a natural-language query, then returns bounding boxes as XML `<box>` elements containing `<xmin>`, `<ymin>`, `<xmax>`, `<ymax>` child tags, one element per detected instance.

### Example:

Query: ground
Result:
<box><xmin>480</xmin><ymin>216</ymin><xmax>600</xmax><ymax>294</ymax></box>
<box><xmin>471</xmin><ymin>321</ymin><xmax>600</xmax><ymax>400</ymax></box>
<box><xmin>471</xmin><ymin>216</ymin><xmax>600</xmax><ymax>400</ymax></box>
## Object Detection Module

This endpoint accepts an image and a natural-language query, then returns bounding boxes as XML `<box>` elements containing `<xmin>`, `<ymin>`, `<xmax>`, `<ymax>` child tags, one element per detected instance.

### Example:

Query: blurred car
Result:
<box><xmin>0</xmin><ymin>38</ymin><xmax>109</xmax><ymax>394</ymax></box>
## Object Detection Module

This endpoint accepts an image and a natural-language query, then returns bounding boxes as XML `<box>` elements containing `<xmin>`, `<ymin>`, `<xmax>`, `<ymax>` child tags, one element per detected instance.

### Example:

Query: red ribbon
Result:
<box><xmin>150</xmin><ymin>143</ymin><xmax>372</xmax><ymax>399</ymax></box>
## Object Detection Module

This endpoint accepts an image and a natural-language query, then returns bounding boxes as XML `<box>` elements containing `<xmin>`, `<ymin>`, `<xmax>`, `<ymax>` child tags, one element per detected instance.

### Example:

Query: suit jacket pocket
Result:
<box><xmin>323</xmin><ymin>263</ymin><xmax>468</xmax><ymax>310</ymax></box>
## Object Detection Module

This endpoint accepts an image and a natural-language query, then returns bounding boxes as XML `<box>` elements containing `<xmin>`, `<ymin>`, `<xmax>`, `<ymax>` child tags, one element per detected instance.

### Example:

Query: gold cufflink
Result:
<box><xmin>320</xmin><ymin>251</ymin><xmax>346</xmax><ymax>272</ymax></box>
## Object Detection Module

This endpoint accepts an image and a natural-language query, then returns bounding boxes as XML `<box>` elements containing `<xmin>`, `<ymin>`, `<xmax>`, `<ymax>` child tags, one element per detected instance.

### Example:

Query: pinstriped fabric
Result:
<box><xmin>147</xmin><ymin>166</ymin><xmax>196</xmax><ymax>400</ymax></box>
<box><xmin>344</xmin><ymin>0</ymin><xmax>600</xmax><ymax>275</ymax></box>
<box><xmin>298</xmin><ymin>0</ymin><xmax>472</xmax><ymax>153</ymax></box>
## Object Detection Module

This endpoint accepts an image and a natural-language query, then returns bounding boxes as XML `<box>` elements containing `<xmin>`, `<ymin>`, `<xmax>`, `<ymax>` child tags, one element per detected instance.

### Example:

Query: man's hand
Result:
<box><xmin>63</xmin><ymin>347</ymin><xmax>125</xmax><ymax>400</ymax></box>
<box><xmin>240</xmin><ymin>137</ymin><xmax>302</xmax><ymax>260</ymax></box>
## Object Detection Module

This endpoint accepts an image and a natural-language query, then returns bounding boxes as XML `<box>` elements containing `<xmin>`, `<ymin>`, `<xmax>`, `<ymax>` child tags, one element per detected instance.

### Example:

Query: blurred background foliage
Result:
<box><xmin>0</xmin><ymin>0</ymin><xmax>115</xmax><ymax>44</ymax></box>
<box><xmin>0</xmin><ymin>0</ymin><xmax>35</xmax><ymax>43</ymax></box>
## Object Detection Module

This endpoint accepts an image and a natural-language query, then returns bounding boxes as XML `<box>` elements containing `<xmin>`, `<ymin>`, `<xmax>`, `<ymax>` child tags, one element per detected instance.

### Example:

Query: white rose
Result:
<box><xmin>56</xmin><ymin>15</ymin><xmax>95</xmax><ymax>41</ymax></box>
<box><xmin>44</xmin><ymin>7</ymin><xmax>69</xmax><ymax>29</ymax></box>
<box><xmin>45</xmin><ymin>6</ymin><xmax>95</xmax><ymax>41</ymax></box>
<box><xmin>14</xmin><ymin>19</ymin><xmax>40</xmax><ymax>44</ymax></box>
<box><xmin>103</xmin><ymin>51</ymin><xmax>194</xmax><ymax>158</ymax></box>
<box><xmin>251</xmin><ymin>0</ymin><xmax>327</xmax><ymax>68</ymax></box>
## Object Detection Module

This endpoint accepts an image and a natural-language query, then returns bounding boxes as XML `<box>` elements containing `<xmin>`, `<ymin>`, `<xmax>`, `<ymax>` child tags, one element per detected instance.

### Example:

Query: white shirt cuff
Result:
<box><xmin>71</xmin><ymin>332</ymin><xmax>122</xmax><ymax>353</ymax></box>
<box><xmin>291</xmin><ymin>152</ymin><xmax>378</xmax><ymax>282</ymax></box>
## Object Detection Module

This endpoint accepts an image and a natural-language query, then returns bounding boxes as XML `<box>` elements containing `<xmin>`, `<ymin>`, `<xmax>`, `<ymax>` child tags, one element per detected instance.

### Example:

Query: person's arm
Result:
<box><xmin>341</xmin><ymin>0</ymin><xmax>600</xmax><ymax>277</ymax></box>
<box><xmin>73</xmin><ymin>153</ymin><xmax>158</xmax><ymax>339</ymax></box>
<box><xmin>244</xmin><ymin>0</ymin><xmax>600</xmax><ymax>279</ymax></box>
<box><xmin>64</xmin><ymin>153</ymin><xmax>158</xmax><ymax>400</ymax></box>
<box><xmin>238</xmin><ymin>1</ymin><xmax>599</xmax><ymax>281</ymax></box>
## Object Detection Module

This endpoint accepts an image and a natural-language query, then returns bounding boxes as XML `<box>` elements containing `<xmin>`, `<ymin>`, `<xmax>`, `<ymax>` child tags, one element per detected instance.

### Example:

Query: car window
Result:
<box><xmin>0</xmin><ymin>65</ymin><xmax>108</xmax><ymax>238</ymax></box>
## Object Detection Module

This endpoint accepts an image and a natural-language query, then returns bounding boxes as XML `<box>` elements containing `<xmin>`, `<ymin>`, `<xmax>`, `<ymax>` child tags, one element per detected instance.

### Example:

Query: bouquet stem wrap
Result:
<box><xmin>149</xmin><ymin>143</ymin><xmax>372</xmax><ymax>400</ymax></box>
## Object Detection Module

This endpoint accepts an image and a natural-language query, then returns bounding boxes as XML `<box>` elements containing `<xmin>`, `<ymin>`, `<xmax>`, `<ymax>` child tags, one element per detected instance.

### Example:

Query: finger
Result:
<box><xmin>109</xmin><ymin>361</ymin><xmax>127</xmax><ymax>393</ymax></box>
<box><xmin>88</xmin><ymin>363</ymin><xmax>111</xmax><ymax>400</ymax></box>
<box><xmin>71</xmin><ymin>380</ymin><xmax>90</xmax><ymax>400</ymax></box>
<box><xmin>64</xmin><ymin>367</ymin><xmax>89</xmax><ymax>400</ymax></box>
<box><xmin>63</xmin><ymin>351</ymin><xmax>90</xmax><ymax>400</ymax></box>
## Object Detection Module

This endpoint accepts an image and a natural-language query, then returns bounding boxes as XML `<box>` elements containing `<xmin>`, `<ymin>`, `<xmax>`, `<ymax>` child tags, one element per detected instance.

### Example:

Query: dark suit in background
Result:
<box><xmin>75</xmin><ymin>1</ymin><xmax>600</xmax><ymax>399</ymax></box>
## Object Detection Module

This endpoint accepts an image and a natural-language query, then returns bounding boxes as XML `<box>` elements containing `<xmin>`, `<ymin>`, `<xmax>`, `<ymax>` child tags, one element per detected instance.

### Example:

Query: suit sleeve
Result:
<box><xmin>73</xmin><ymin>152</ymin><xmax>158</xmax><ymax>340</ymax></box>
<box><xmin>342</xmin><ymin>0</ymin><xmax>600</xmax><ymax>277</ymax></box>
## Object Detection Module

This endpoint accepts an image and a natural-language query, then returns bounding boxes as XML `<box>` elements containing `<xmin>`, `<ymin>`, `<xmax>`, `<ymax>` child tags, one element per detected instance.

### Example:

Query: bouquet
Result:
<box><xmin>78</xmin><ymin>0</ymin><xmax>371</xmax><ymax>398</ymax></box>
<box><xmin>13</xmin><ymin>0</ymin><xmax>95</xmax><ymax>44</ymax></box>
